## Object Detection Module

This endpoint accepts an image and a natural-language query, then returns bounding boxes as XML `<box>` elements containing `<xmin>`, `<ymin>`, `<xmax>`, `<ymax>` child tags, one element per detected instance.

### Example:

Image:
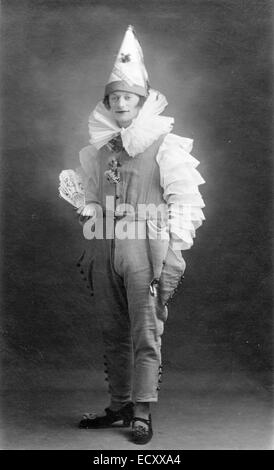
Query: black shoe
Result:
<box><xmin>78</xmin><ymin>402</ymin><xmax>134</xmax><ymax>429</ymax></box>
<box><xmin>132</xmin><ymin>414</ymin><xmax>153</xmax><ymax>445</ymax></box>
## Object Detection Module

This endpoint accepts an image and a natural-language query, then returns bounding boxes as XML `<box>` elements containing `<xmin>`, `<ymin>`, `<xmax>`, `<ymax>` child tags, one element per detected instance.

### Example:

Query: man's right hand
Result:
<box><xmin>77</xmin><ymin>203</ymin><xmax>97</xmax><ymax>218</ymax></box>
<box><xmin>75</xmin><ymin>203</ymin><xmax>97</xmax><ymax>227</ymax></box>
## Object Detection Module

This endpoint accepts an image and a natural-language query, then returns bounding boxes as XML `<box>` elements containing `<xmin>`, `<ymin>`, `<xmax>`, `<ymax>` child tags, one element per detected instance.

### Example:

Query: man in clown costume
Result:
<box><xmin>61</xmin><ymin>26</ymin><xmax>205</xmax><ymax>445</ymax></box>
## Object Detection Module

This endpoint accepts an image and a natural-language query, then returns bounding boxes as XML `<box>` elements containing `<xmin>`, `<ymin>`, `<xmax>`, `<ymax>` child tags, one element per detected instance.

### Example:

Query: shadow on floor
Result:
<box><xmin>0</xmin><ymin>368</ymin><xmax>273</xmax><ymax>450</ymax></box>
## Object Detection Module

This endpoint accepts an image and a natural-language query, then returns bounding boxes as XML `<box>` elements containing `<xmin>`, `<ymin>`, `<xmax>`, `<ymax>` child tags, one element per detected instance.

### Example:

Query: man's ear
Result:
<box><xmin>103</xmin><ymin>95</ymin><xmax>110</xmax><ymax>110</ymax></box>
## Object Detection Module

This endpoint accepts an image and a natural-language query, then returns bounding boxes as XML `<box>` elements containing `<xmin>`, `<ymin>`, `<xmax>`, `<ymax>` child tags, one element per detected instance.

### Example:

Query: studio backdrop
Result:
<box><xmin>1</xmin><ymin>0</ymin><xmax>272</xmax><ymax>390</ymax></box>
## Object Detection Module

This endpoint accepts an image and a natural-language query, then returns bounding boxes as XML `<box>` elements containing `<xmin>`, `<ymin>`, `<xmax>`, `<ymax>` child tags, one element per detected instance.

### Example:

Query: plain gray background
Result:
<box><xmin>1</xmin><ymin>0</ymin><xmax>273</xmax><ymax>449</ymax></box>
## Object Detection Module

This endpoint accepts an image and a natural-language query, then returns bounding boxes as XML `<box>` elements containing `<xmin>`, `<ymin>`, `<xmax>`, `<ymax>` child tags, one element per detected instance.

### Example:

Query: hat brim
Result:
<box><xmin>105</xmin><ymin>81</ymin><xmax>147</xmax><ymax>97</ymax></box>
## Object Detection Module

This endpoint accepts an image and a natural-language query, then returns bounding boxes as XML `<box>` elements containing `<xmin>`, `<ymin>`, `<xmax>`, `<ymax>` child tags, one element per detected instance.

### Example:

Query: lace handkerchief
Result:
<box><xmin>58</xmin><ymin>169</ymin><xmax>85</xmax><ymax>209</ymax></box>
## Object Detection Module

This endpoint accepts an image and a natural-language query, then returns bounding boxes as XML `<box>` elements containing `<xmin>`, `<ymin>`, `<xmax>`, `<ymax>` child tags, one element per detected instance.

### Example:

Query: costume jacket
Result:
<box><xmin>76</xmin><ymin>89</ymin><xmax>205</xmax><ymax>306</ymax></box>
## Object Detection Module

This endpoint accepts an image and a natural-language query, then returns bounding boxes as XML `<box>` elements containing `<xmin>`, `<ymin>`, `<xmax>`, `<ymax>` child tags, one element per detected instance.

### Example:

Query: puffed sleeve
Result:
<box><xmin>156</xmin><ymin>133</ymin><xmax>205</xmax><ymax>250</ymax></box>
<box><xmin>77</xmin><ymin>144</ymin><xmax>100</xmax><ymax>205</ymax></box>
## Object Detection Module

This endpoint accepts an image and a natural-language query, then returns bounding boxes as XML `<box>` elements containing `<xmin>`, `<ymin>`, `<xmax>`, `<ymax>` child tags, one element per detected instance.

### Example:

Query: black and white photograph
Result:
<box><xmin>0</xmin><ymin>0</ymin><xmax>273</xmax><ymax>454</ymax></box>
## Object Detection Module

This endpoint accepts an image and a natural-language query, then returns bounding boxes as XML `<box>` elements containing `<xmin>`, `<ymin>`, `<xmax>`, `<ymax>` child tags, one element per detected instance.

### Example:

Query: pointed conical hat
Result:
<box><xmin>105</xmin><ymin>25</ymin><xmax>149</xmax><ymax>97</ymax></box>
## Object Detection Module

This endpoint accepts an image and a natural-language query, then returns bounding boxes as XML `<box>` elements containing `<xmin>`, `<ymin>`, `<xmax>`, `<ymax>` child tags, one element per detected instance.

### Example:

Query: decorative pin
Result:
<box><xmin>104</xmin><ymin>157</ymin><xmax>121</xmax><ymax>184</ymax></box>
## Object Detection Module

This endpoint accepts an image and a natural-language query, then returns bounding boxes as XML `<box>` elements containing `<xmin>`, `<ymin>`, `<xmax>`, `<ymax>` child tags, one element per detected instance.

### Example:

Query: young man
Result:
<box><xmin>71</xmin><ymin>26</ymin><xmax>205</xmax><ymax>444</ymax></box>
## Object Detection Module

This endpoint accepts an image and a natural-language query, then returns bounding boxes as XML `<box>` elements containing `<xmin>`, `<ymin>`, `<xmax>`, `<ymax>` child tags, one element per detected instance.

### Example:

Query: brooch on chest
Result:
<box><xmin>104</xmin><ymin>136</ymin><xmax>124</xmax><ymax>184</ymax></box>
<box><xmin>104</xmin><ymin>156</ymin><xmax>122</xmax><ymax>184</ymax></box>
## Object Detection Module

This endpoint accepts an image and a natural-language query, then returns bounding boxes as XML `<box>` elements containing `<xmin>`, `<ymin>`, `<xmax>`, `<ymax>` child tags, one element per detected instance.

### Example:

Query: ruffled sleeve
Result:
<box><xmin>78</xmin><ymin>145</ymin><xmax>101</xmax><ymax>205</ymax></box>
<box><xmin>156</xmin><ymin>133</ymin><xmax>205</xmax><ymax>250</ymax></box>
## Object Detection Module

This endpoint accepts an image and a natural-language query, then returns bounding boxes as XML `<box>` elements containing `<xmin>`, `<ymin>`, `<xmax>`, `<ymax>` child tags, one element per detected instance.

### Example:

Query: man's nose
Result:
<box><xmin>117</xmin><ymin>97</ymin><xmax>127</xmax><ymax>107</ymax></box>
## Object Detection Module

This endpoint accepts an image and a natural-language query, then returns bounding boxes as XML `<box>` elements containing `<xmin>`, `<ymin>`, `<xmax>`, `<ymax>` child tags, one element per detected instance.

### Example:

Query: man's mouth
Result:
<box><xmin>116</xmin><ymin>110</ymin><xmax>128</xmax><ymax>114</ymax></box>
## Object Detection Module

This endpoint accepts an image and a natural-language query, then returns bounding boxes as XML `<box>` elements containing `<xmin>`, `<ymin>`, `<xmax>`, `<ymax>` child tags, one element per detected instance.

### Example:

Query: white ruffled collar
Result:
<box><xmin>88</xmin><ymin>89</ymin><xmax>174</xmax><ymax>157</ymax></box>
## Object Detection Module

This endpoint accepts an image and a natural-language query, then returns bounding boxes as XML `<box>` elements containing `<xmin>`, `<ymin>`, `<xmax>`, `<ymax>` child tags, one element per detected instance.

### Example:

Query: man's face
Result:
<box><xmin>108</xmin><ymin>92</ymin><xmax>141</xmax><ymax>128</ymax></box>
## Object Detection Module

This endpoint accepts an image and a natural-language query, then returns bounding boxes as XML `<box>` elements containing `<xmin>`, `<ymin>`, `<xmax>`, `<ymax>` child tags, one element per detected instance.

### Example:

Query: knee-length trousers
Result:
<box><xmin>78</xmin><ymin>219</ymin><xmax>186</xmax><ymax>406</ymax></box>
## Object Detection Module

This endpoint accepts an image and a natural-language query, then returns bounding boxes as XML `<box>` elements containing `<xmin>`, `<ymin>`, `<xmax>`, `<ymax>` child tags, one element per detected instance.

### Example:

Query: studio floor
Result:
<box><xmin>1</xmin><ymin>368</ymin><xmax>273</xmax><ymax>450</ymax></box>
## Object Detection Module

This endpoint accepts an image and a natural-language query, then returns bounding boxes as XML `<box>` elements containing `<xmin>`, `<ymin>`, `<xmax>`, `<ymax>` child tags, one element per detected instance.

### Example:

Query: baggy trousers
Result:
<box><xmin>79</xmin><ymin>219</ymin><xmax>186</xmax><ymax>406</ymax></box>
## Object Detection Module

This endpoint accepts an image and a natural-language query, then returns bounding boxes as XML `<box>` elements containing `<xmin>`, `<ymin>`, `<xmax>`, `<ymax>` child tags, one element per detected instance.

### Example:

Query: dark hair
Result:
<box><xmin>103</xmin><ymin>94</ymin><xmax>147</xmax><ymax>110</ymax></box>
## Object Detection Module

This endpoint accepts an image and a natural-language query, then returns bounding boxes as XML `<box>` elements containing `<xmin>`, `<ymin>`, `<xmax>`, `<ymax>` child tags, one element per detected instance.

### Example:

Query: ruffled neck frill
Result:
<box><xmin>88</xmin><ymin>89</ymin><xmax>174</xmax><ymax>157</ymax></box>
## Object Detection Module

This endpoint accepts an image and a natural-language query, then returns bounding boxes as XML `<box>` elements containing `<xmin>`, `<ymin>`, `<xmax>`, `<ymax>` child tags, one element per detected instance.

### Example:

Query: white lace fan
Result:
<box><xmin>58</xmin><ymin>169</ymin><xmax>85</xmax><ymax>209</ymax></box>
